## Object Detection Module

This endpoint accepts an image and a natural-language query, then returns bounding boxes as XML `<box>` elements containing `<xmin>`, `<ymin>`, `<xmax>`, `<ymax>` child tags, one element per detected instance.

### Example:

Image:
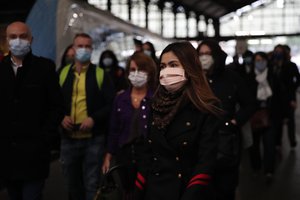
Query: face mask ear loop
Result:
<box><xmin>182</xmin><ymin>70</ymin><xmax>186</xmax><ymax>79</ymax></box>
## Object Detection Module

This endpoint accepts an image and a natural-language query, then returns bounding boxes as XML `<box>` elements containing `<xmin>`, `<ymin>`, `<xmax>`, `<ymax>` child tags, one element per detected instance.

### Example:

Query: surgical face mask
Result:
<box><xmin>143</xmin><ymin>50</ymin><xmax>152</xmax><ymax>57</ymax></box>
<box><xmin>128</xmin><ymin>70</ymin><xmax>148</xmax><ymax>88</ymax></box>
<box><xmin>9</xmin><ymin>38</ymin><xmax>31</xmax><ymax>57</ymax></box>
<box><xmin>255</xmin><ymin>60</ymin><xmax>267</xmax><ymax>72</ymax></box>
<box><xmin>75</xmin><ymin>48</ymin><xmax>91</xmax><ymax>63</ymax></box>
<box><xmin>159</xmin><ymin>67</ymin><xmax>187</xmax><ymax>92</ymax></box>
<box><xmin>199</xmin><ymin>55</ymin><xmax>214</xmax><ymax>70</ymax></box>
<box><xmin>102</xmin><ymin>57</ymin><xmax>113</xmax><ymax>67</ymax></box>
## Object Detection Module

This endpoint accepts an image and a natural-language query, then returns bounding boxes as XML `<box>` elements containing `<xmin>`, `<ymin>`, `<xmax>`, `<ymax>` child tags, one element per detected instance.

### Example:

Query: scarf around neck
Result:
<box><xmin>255</xmin><ymin>68</ymin><xmax>272</xmax><ymax>100</ymax></box>
<box><xmin>151</xmin><ymin>87</ymin><xmax>185</xmax><ymax>130</ymax></box>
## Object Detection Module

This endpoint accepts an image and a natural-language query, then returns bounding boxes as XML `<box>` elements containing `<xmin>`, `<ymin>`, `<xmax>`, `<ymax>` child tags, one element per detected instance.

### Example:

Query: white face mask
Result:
<box><xmin>199</xmin><ymin>55</ymin><xmax>214</xmax><ymax>70</ymax></box>
<box><xmin>159</xmin><ymin>67</ymin><xmax>187</xmax><ymax>92</ymax></box>
<box><xmin>9</xmin><ymin>38</ymin><xmax>31</xmax><ymax>57</ymax></box>
<box><xmin>128</xmin><ymin>70</ymin><xmax>148</xmax><ymax>88</ymax></box>
<box><xmin>102</xmin><ymin>57</ymin><xmax>113</xmax><ymax>67</ymax></box>
<box><xmin>143</xmin><ymin>50</ymin><xmax>152</xmax><ymax>57</ymax></box>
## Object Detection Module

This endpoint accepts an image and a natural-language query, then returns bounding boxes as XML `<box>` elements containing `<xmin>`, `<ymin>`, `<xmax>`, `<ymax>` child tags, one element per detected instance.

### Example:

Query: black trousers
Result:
<box><xmin>249</xmin><ymin>127</ymin><xmax>276</xmax><ymax>174</ymax></box>
<box><xmin>276</xmin><ymin>107</ymin><xmax>297</xmax><ymax>147</ymax></box>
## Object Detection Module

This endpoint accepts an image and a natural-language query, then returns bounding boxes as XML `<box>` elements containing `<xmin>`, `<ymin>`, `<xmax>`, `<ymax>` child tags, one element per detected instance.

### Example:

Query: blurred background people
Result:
<box><xmin>99</xmin><ymin>49</ymin><xmax>128</xmax><ymax>93</ymax></box>
<box><xmin>142</xmin><ymin>41</ymin><xmax>159</xmax><ymax>65</ymax></box>
<box><xmin>270</xmin><ymin>44</ymin><xmax>300</xmax><ymax>150</ymax></box>
<box><xmin>133</xmin><ymin>38</ymin><xmax>143</xmax><ymax>52</ymax></box>
<box><xmin>59</xmin><ymin>44</ymin><xmax>75</xmax><ymax>70</ymax></box>
<box><xmin>102</xmin><ymin>52</ymin><xmax>157</xmax><ymax>198</ymax></box>
<box><xmin>248</xmin><ymin>51</ymin><xmax>276</xmax><ymax>181</ymax></box>
<box><xmin>197</xmin><ymin>39</ymin><xmax>256</xmax><ymax>200</ymax></box>
<box><xmin>228</xmin><ymin>50</ymin><xmax>255</xmax><ymax>94</ymax></box>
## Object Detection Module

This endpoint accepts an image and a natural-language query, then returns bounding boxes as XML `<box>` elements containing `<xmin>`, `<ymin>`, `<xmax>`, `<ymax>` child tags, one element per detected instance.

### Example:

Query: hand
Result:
<box><xmin>61</xmin><ymin>116</ymin><xmax>74</xmax><ymax>131</ymax></box>
<box><xmin>80</xmin><ymin>117</ymin><xmax>94</xmax><ymax>131</ymax></box>
<box><xmin>102</xmin><ymin>153</ymin><xmax>112</xmax><ymax>174</ymax></box>
<box><xmin>230</xmin><ymin>119</ymin><xmax>237</xmax><ymax>125</ymax></box>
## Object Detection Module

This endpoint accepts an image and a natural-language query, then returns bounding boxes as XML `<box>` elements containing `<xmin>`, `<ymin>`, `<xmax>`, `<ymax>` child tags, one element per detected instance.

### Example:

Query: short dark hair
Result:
<box><xmin>73</xmin><ymin>33</ymin><xmax>92</xmax><ymax>42</ymax></box>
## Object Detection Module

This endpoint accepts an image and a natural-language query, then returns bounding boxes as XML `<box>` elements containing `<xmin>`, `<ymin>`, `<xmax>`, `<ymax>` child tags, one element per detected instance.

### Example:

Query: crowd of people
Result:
<box><xmin>0</xmin><ymin>21</ymin><xmax>299</xmax><ymax>200</ymax></box>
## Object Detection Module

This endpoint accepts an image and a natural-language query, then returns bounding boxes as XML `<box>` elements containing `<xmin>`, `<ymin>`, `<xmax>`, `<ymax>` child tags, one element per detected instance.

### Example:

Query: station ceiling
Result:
<box><xmin>171</xmin><ymin>0</ymin><xmax>258</xmax><ymax>18</ymax></box>
<box><xmin>0</xmin><ymin>0</ymin><xmax>258</xmax><ymax>26</ymax></box>
<box><xmin>0</xmin><ymin>0</ymin><xmax>36</xmax><ymax>27</ymax></box>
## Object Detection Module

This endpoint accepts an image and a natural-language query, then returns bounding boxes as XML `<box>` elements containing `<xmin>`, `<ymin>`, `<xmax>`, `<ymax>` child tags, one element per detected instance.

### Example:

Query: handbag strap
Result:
<box><xmin>99</xmin><ymin>165</ymin><xmax>124</xmax><ymax>187</ymax></box>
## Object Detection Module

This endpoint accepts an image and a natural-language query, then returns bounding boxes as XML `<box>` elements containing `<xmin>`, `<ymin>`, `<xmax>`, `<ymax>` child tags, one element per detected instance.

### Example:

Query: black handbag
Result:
<box><xmin>94</xmin><ymin>165</ymin><xmax>125</xmax><ymax>200</ymax></box>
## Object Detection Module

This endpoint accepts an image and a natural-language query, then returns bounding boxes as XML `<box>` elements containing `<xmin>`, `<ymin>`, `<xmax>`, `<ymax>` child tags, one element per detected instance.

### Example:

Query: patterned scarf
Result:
<box><xmin>151</xmin><ymin>87</ymin><xmax>185</xmax><ymax>130</ymax></box>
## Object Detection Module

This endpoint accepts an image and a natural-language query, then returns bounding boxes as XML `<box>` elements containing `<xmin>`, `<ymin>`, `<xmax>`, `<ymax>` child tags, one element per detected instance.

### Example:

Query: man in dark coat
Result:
<box><xmin>271</xmin><ymin>44</ymin><xmax>300</xmax><ymax>149</ymax></box>
<box><xmin>0</xmin><ymin>21</ymin><xmax>65</xmax><ymax>200</ymax></box>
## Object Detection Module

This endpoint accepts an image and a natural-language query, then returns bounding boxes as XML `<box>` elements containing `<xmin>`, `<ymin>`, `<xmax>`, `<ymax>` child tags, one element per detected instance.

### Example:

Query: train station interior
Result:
<box><xmin>0</xmin><ymin>0</ymin><xmax>300</xmax><ymax>199</ymax></box>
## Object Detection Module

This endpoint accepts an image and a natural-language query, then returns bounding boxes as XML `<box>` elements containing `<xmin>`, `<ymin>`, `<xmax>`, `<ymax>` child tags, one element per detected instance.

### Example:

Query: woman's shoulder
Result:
<box><xmin>114</xmin><ymin>89</ymin><xmax>131</xmax><ymax>103</ymax></box>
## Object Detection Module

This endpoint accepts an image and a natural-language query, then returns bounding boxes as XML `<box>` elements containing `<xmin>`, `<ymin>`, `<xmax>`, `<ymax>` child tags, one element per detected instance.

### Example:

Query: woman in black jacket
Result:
<box><xmin>197</xmin><ymin>39</ymin><xmax>256</xmax><ymax>200</ymax></box>
<box><xmin>248</xmin><ymin>51</ymin><xmax>275</xmax><ymax>181</ymax></box>
<box><xmin>135</xmin><ymin>41</ymin><xmax>221</xmax><ymax>200</ymax></box>
<box><xmin>99</xmin><ymin>50</ymin><xmax>128</xmax><ymax>93</ymax></box>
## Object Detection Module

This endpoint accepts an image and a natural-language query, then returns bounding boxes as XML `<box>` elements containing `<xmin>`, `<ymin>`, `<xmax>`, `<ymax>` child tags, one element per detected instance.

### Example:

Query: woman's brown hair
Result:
<box><xmin>158</xmin><ymin>41</ymin><xmax>220</xmax><ymax>114</ymax></box>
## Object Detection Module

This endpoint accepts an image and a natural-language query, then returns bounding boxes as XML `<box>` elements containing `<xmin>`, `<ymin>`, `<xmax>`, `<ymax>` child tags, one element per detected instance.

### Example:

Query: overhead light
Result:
<box><xmin>261</xmin><ymin>39</ymin><xmax>273</xmax><ymax>44</ymax></box>
<box><xmin>240</xmin><ymin>5</ymin><xmax>252</xmax><ymax>13</ymax></box>
<box><xmin>252</xmin><ymin>0</ymin><xmax>264</xmax><ymax>8</ymax></box>
<box><xmin>248</xmin><ymin>39</ymin><xmax>260</xmax><ymax>45</ymax></box>
<box><xmin>235</xmin><ymin>31</ymin><xmax>248</xmax><ymax>36</ymax></box>
<box><xmin>233</xmin><ymin>15</ymin><xmax>239</xmax><ymax>21</ymax></box>
<box><xmin>250</xmin><ymin>30</ymin><xmax>265</xmax><ymax>35</ymax></box>
<box><xmin>277</xmin><ymin>0</ymin><xmax>285</xmax><ymax>8</ymax></box>
<box><xmin>73</xmin><ymin>13</ymin><xmax>78</xmax><ymax>18</ymax></box>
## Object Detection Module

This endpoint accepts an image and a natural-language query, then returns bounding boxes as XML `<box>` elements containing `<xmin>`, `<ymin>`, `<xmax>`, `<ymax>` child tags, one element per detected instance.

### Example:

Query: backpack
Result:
<box><xmin>59</xmin><ymin>64</ymin><xmax>104</xmax><ymax>89</ymax></box>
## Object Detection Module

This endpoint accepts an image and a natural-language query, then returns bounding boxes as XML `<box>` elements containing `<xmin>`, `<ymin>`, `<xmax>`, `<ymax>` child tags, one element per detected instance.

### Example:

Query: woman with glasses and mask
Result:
<box><xmin>134</xmin><ymin>41</ymin><xmax>221</xmax><ymax>200</ymax></box>
<box><xmin>102</xmin><ymin>52</ymin><xmax>157</xmax><ymax>199</ymax></box>
<box><xmin>197</xmin><ymin>39</ymin><xmax>256</xmax><ymax>200</ymax></box>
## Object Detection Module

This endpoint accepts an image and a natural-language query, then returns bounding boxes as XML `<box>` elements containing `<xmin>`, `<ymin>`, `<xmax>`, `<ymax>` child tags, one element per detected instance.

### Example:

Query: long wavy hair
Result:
<box><xmin>158</xmin><ymin>41</ymin><xmax>221</xmax><ymax>114</ymax></box>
